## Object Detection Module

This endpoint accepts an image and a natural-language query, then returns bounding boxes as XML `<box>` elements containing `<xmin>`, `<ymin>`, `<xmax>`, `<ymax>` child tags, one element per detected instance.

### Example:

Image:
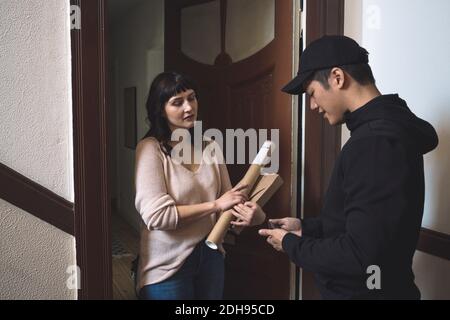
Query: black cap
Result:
<box><xmin>282</xmin><ymin>35</ymin><xmax>369</xmax><ymax>95</ymax></box>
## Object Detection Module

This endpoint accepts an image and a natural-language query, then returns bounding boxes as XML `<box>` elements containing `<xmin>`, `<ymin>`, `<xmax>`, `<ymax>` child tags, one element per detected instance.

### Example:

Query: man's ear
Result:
<box><xmin>329</xmin><ymin>67</ymin><xmax>346</xmax><ymax>89</ymax></box>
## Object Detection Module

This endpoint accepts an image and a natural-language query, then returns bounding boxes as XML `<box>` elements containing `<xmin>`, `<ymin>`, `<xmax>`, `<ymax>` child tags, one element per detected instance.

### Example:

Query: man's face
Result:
<box><xmin>305</xmin><ymin>80</ymin><xmax>347</xmax><ymax>126</ymax></box>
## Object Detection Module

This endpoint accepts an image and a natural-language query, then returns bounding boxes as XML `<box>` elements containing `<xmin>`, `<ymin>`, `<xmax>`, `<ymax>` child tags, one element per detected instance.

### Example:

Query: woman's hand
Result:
<box><xmin>230</xmin><ymin>202</ymin><xmax>266</xmax><ymax>227</ymax></box>
<box><xmin>214</xmin><ymin>184</ymin><xmax>248</xmax><ymax>212</ymax></box>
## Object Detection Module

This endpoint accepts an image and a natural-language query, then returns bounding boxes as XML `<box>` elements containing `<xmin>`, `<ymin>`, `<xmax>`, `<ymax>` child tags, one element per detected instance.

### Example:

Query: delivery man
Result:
<box><xmin>259</xmin><ymin>35</ymin><xmax>439</xmax><ymax>299</ymax></box>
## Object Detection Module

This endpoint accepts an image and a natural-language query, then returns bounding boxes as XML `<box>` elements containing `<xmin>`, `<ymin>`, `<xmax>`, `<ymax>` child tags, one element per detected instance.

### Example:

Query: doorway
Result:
<box><xmin>71</xmin><ymin>0</ymin><xmax>343</xmax><ymax>300</ymax></box>
<box><xmin>106</xmin><ymin>0</ymin><xmax>295</xmax><ymax>300</ymax></box>
<box><xmin>107</xmin><ymin>0</ymin><xmax>164</xmax><ymax>300</ymax></box>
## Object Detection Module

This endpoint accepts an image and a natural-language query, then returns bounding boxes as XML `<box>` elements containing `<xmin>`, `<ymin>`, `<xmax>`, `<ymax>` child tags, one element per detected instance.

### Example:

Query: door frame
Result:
<box><xmin>71</xmin><ymin>0</ymin><xmax>112</xmax><ymax>299</ymax></box>
<box><xmin>301</xmin><ymin>0</ymin><xmax>345</xmax><ymax>300</ymax></box>
<box><xmin>69</xmin><ymin>0</ymin><xmax>343</xmax><ymax>300</ymax></box>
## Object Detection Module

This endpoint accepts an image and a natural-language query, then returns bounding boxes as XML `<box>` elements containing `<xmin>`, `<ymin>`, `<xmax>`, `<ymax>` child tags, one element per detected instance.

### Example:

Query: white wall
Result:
<box><xmin>0</xmin><ymin>0</ymin><xmax>76</xmax><ymax>299</ymax></box>
<box><xmin>110</xmin><ymin>0</ymin><xmax>165</xmax><ymax>232</ymax></box>
<box><xmin>342</xmin><ymin>0</ymin><xmax>361</xmax><ymax>145</ymax></box>
<box><xmin>0</xmin><ymin>0</ymin><xmax>74</xmax><ymax>200</ymax></box>
<box><xmin>344</xmin><ymin>0</ymin><xmax>450</xmax><ymax>300</ymax></box>
<box><xmin>0</xmin><ymin>200</ymin><xmax>76</xmax><ymax>300</ymax></box>
<box><xmin>413</xmin><ymin>251</ymin><xmax>450</xmax><ymax>300</ymax></box>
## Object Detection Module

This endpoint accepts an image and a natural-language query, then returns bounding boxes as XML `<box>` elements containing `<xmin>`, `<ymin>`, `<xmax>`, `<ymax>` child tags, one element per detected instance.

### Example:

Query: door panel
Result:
<box><xmin>165</xmin><ymin>0</ymin><xmax>293</xmax><ymax>299</ymax></box>
<box><xmin>302</xmin><ymin>0</ymin><xmax>344</xmax><ymax>300</ymax></box>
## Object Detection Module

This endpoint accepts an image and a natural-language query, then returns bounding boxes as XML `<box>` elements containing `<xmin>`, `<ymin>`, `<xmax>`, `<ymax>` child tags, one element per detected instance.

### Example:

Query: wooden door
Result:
<box><xmin>165</xmin><ymin>0</ymin><xmax>293</xmax><ymax>299</ymax></box>
<box><xmin>302</xmin><ymin>0</ymin><xmax>344</xmax><ymax>300</ymax></box>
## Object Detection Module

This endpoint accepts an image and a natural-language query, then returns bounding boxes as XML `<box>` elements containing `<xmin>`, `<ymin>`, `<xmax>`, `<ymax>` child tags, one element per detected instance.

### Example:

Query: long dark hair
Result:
<box><xmin>143</xmin><ymin>72</ymin><xmax>199</xmax><ymax>155</ymax></box>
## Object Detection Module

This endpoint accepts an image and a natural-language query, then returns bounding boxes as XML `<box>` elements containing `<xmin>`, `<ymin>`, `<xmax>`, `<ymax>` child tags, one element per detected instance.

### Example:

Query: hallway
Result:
<box><xmin>112</xmin><ymin>214</ymin><xmax>139</xmax><ymax>300</ymax></box>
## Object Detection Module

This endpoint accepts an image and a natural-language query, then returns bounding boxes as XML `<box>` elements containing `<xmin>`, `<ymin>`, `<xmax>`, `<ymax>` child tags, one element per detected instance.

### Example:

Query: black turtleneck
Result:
<box><xmin>283</xmin><ymin>94</ymin><xmax>438</xmax><ymax>300</ymax></box>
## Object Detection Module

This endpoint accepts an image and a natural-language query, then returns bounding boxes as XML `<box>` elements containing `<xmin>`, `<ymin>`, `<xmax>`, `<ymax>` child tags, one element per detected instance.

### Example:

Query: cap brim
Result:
<box><xmin>281</xmin><ymin>71</ymin><xmax>314</xmax><ymax>95</ymax></box>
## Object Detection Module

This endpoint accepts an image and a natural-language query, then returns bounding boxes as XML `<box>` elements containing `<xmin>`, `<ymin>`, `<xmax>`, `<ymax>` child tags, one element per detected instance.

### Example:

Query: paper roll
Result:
<box><xmin>205</xmin><ymin>141</ymin><xmax>275</xmax><ymax>250</ymax></box>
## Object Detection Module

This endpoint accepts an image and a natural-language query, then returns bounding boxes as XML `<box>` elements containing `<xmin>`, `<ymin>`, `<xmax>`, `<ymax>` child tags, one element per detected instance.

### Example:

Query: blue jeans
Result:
<box><xmin>139</xmin><ymin>240</ymin><xmax>224</xmax><ymax>300</ymax></box>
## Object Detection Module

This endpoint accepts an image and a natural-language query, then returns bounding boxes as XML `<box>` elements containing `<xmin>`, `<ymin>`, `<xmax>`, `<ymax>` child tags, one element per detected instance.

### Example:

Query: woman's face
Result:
<box><xmin>164</xmin><ymin>89</ymin><xmax>198</xmax><ymax>132</ymax></box>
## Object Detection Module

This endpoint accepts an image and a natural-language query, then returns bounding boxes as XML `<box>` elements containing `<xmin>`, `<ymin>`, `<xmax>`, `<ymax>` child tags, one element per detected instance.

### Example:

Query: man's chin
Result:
<box><xmin>328</xmin><ymin>117</ymin><xmax>345</xmax><ymax>126</ymax></box>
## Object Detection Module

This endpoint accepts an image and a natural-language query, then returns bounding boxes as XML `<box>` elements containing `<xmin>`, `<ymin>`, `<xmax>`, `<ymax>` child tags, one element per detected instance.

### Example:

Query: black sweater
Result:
<box><xmin>283</xmin><ymin>94</ymin><xmax>438</xmax><ymax>299</ymax></box>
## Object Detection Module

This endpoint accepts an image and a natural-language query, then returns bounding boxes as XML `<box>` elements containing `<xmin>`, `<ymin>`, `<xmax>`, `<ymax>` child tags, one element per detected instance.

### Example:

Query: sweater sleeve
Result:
<box><xmin>282</xmin><ymin>136</ymin><xmax>409</xmax><ymax>276</ymax></box>
<box><xmin>134</xmin><ymin>139</ymin><xmax>179</xmax><ymax>231</ymax></box>
<box><xmin>218</xmin><ymin>162</ymin><xmax>233</xmax><ymax>196</ymax></box>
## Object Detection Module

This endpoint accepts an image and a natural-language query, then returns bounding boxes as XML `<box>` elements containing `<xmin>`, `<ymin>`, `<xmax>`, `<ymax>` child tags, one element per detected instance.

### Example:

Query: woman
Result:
<box><xmin>135</xmin><ymin>72</ymin><xmax>266</xmax><ymax>300</ymax></box>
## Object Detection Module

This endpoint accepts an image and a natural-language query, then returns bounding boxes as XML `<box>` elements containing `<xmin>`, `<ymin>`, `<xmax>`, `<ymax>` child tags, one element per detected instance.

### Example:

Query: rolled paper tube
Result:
<box><xmin>205</xmin><ymin>141</ymin><xmax>275</xmax><ymax>250</ymax></box>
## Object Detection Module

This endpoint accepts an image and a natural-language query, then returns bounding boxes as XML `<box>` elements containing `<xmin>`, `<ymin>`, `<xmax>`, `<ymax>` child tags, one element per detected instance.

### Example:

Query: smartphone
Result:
<box><xmin>268</xmin><ymin>221</ymin><xmax>280</xmax><ymax>229</ymax></box>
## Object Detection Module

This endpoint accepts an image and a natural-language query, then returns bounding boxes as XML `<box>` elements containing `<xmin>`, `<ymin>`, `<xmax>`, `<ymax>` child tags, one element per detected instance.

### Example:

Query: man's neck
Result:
<box><xmin>346</xmin><ymin>85</ymin><xmax>382</xmax><ymax>113</ymax></box>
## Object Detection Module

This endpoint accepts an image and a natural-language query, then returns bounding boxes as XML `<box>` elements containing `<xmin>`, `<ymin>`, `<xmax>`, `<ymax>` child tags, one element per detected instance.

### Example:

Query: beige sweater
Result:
<box><xmin>134</xmin><ymin>137</ymin><xmax>232</xmax><ymax>290</ymax></box>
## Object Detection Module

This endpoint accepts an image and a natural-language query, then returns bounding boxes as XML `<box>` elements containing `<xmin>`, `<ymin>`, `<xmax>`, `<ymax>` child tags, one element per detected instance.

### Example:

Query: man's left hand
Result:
<box><xmin>258</xmin><ymin>228</ymin><xmax>289</xmax><ymax>252</ymax></box>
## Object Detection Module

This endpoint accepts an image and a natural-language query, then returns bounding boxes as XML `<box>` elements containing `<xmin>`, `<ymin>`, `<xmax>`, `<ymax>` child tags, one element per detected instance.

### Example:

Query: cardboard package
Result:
<box><xmin>248</xmin><ymin>173</ymin><xmax>283</xmax><ymax>207</ymax></box>
<box><xmin>205</xmin><ymin>141</ymin><xmax>283</xmax><ymax>249</ymax></box>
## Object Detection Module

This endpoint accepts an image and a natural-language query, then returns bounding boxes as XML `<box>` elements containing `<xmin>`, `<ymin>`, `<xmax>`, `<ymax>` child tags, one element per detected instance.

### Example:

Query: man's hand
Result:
<box><xmin>268</xmin><ymin>217</ymin><xmax>302</xmax><ymax>237</ymax></box>
<box><xmin>258</xmin><ymin>228</ymin><xmax>289</xmax><ymax>252</ymax></box>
